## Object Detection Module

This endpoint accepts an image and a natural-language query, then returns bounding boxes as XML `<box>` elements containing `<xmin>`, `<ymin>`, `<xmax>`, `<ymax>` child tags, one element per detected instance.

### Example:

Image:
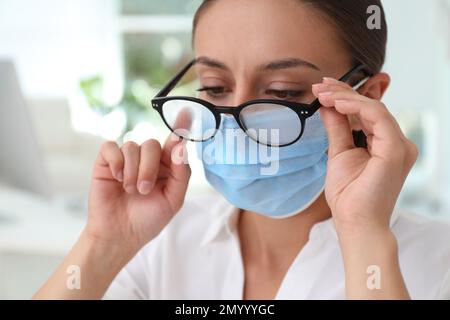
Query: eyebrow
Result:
<box><xmin>195</xmin><ymin>56</ymin><xmax>230</xmax><ymax>71</ymax></box>
<box><xmin>195</xmin><ymin>56</ymin><xmax>320</xmax><ymax>72</ymax></box>
<box><xmin>260</xmin><ymin>58</ymin><xmax>320</xmax><ymax>72</ymax></box>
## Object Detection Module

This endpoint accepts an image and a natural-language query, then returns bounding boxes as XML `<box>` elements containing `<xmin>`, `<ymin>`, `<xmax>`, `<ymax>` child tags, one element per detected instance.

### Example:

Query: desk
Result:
<box><xmin>0</xmin><ymin>185</ymin><xmax>85</xmax><ymax>299</ymax></box>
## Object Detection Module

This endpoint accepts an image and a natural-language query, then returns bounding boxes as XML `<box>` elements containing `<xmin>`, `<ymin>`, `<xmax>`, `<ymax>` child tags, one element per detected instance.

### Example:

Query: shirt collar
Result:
<box><xmin>200</xmin><ymin>196</ymin><xmax>241</xmax><ymax>247</ymax></box>
<box><xmin>199</xmin><ymin>195</ymin><xmax>403</xmax><ymax>246</ymax></box>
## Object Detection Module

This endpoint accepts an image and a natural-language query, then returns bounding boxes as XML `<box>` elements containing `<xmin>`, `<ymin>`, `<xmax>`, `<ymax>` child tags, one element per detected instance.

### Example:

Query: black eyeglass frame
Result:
<box><xmin>151</xmin><ymin>59</ymin><xmax>373</xmax><ymax>147</ymax></box>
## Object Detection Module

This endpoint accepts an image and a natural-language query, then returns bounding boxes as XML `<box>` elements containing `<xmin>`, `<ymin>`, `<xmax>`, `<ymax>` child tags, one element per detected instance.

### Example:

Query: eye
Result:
<box><xmin>197</xmin><ymin>86</ymin><xmax>230</xmax><ymax>99</ymax></box>
<box><xmin>266</xmin><ymin>89</ymin><xmax>305</xmax><ymax>100</ymax></box>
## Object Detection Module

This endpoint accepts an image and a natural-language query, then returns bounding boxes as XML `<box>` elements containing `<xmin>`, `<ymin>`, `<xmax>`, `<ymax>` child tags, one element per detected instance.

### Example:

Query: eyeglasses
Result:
<box><xmin>151</xmin><ymin>59</ymin><xmax>372</xmax><ymax>147</ymax></box>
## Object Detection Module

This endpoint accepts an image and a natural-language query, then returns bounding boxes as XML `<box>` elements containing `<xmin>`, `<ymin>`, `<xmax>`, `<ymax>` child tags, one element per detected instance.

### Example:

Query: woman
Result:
<box><xmin>35</xmin><ymin>0</ymin><xmax>450</xmax><ymax>300</ymax></box>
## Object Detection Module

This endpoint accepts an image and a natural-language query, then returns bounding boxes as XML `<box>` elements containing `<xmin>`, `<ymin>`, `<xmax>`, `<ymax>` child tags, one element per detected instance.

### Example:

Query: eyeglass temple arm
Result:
<box><xmin>155</xmin><ymin>59</ymin><xmax>197</xmax><ymax>98</ymax></box>
<box><xmin>308</xmin><ymin>64</ymin><xmax>373</xmax><ymax>114</ymax></box>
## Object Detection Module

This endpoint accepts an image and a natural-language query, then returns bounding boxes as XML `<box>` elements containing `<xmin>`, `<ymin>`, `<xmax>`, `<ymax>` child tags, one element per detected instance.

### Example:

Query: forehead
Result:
<box><xmin>193</xmin><ymin>0</ymin><xmax>350</xmax><ymax>72</ymax></box>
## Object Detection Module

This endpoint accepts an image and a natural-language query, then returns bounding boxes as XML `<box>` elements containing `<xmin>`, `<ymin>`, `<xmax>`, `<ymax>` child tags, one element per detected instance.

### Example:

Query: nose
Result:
<box><xmin>214</xmin><ymin>85</ymin><xmax>256</xmax><ymax>114</ymax></box>
<box><xmin>231</xmin><ymin>79</ymin><xmax>258</xmax><ymax>107</ymax></box>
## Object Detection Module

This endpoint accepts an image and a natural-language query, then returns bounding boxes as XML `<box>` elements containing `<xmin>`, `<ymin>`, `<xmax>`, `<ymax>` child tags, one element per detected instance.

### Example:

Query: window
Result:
<box><xmin>117</xmin><ymin>0</ymin><xmax>211</xmax><ymax>192</ymax></box>
<box><xmin>77</xmin><ymin>0</ymin><xmax>202</xmax><ymax>142</ymax></box>
<box><xmin>115</xmin><ymin>0</ymin><xmax>201</xmax><ymax>143</ymax></box>
<box><xmin>121</xmin><ymin>0</ymin><xmax>201</xmax><ymax>15</ymax></box>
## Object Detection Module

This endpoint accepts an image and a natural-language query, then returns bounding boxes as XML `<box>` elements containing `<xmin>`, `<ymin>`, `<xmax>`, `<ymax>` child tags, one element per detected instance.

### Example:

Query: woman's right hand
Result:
<box><xmin>85</xmin><ymin>134</ymin><xmax>191</xmax><ymax>255</ymax></box>
<box><xmin>33</xmin><ymin>134</ymin><xmax>190</xmax><ymax>299</ymax></box>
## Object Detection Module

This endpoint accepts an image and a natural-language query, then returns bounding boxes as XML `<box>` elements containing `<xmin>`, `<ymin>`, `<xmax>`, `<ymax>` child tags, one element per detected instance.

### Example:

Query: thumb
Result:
<box><xmin>319</xmin><ymin>107</ymin><xmax>355</xmax><ymax>158</ymax></box>
<box><xmin>161</xmin><ymin>133</ymin><xmax>191</xmax><ymax>203</ymax></box>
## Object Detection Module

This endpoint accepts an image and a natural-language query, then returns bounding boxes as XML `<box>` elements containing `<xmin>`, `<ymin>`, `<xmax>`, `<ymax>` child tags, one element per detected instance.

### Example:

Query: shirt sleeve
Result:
<box><xmin>437</xmin><ymin>268</ymin><xmax>450</xmax><ymax>299</ymax></box>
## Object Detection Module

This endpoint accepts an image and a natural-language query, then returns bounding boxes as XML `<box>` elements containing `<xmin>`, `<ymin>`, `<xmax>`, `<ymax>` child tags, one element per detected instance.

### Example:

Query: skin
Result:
<box><xmin>34</xmin><ymin>0</ymin><xmax>417</xmax><ymax>300</ymax></box>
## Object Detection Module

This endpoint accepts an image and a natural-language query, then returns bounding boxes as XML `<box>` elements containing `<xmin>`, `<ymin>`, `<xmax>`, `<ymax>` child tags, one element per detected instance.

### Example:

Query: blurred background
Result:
<box><xmin>0</xmin><ymin>0</ymin><xmax>449</xmax><ymax>299</ymax></box>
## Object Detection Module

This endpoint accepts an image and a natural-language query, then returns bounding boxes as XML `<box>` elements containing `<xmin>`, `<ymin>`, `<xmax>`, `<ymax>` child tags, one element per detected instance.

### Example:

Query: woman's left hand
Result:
<box><xmin>312</xmin><ymin>77</ymin><xmax>418</xmax><ymax>237</ymax></box>
<box><xmin>312</xmin><ymin>77</ymin><xmax>416</xmax><ymax>299</ymax></box>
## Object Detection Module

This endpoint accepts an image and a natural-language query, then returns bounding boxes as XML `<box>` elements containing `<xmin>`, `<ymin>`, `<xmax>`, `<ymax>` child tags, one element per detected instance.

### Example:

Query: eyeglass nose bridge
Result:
<box><xmin>213</xmin><ymin>106</ymin><xmax>243</xmax><ymax>123</ymax></box>
<box><xmin>214</xmin><ymin>106</ymin><xmax>239</xmax><ymax>115</ymax></box>
<box><xmin>212</xmin><ymin>106</ymin><xmax>246</xmax><ymax>132</ymax></box>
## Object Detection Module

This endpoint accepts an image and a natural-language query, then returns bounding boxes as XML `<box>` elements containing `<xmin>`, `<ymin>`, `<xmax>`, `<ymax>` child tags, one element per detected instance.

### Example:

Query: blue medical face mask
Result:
<box><xmin>196</xmin><ymin>110</ymin><xmax>329</xmax><ymax>219</ymax></box>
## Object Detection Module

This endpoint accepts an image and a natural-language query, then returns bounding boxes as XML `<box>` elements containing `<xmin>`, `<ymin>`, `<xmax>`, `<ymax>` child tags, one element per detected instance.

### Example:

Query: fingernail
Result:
<box><xmin>318</xmin><ymin>91</ymin><xmax>333</xmax><ymax>96</ymax></box>
<box><xmin>138</xmin><ymin>181</ymin><xmax>153</xmax><ymax>195</ymax></box>
<box><xmin>323</xmin><ymin>77</ymin><xmax>339</xmax><ymax>83</ymax></box>
<box><xmin>116</xmin><ymin>171</ymin><xmax>124</xmax><ymax>182</ymax></box>
<box><xmin>312</xmin><ymin>83</ymin><xmax>324</xmax><ymax>89</ymax></box>
<box><xmin>335</xmin><ymin>99</ymin><xmax>349</xmax><ymax>104</ymax></box>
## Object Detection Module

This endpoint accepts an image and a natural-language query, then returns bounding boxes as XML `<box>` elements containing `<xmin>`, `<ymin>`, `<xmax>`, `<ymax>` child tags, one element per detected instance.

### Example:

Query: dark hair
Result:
<box><xmin>192</xmin><ymin>0</ymin><xmax>388</xmax><ymax>147</ymax></box>
<box><xmin>192</xmin><ymin>0</ymin><xmax>387</xmax><ymax>74</ymax></box>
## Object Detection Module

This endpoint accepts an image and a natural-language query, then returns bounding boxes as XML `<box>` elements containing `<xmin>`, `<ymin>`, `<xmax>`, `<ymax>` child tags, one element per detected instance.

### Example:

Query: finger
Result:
<box><xmin>313</xmin><ymin>80</ymin><xmax>368</xmax><ymax>135</ymax></box>
<box><xmin>314</xmin><ymin>86</ymin><xmax>367</xmax><ymax>106</ymax></box>
<box><xmin>313</xmin><ymin>82</ymin><xmax>363</xmax><ymax>157</ymax></box>
<box><xmin>332</xmin><ymin>100</ymin><xmax>405</xmax><ymax>160</ymax></box>
<box><xmin>95</xmin><ymin>141</ymin><xmax>124</xmax><ymax>181</ymax></box>
<box><xmin>322</xmin><ymin>77</ymin><xmax>369</xmax><ymax>95</ymax></box>
<box><xmin>172</xmin><ymin>108</ymin><xmax>194</xmax><ymax>132</ymax></box>
<box><xmin>323</xmin><ymin>77</ymin><xmax>354</xmax><ymax>89</ymax></box>
<box><xmin>313</xmin><ymin>79</ymin><xmax>410</xmax><ymax>157</ymax></box>
<box><xmin>319</xmin><ymin>107</ymin><xmax>355</xmax><ymax>158</ymax></box>
<box><xmin>312</xmin><ymin>81</ymin><xmax>353</xmax><ymax>98</ymax></box>
<box><xmin>314</xmin><ymin>87</ymin><xmax>371</xmax><ymax>136</ymax></box>
<box><xmin>121</xmin><ymin>141</ymin><xmax>141</xmax><ymax>194</ymax></box>
<box><xmin>162</xmin><ymin>133</ymin><xmax>189</xmax><ymax>175</ymax></box>
<box><xmin>161</xmin><ymin>133</ymin><xmax>191</xmax><ymax>206</ymax></box>
<box><xmin>315</xmin><ymin>85</ymin><xmax>408</xmax><ymax>158</ymax></box>
<box><xmin>137</xmin><ymin>139</ymin><xmax>162</xmax><ymax>195</ymax></box>
<box><xmin>314</xmin><ymin>82</ymin><xmax>404</xmax><ymax>137</ymax></box>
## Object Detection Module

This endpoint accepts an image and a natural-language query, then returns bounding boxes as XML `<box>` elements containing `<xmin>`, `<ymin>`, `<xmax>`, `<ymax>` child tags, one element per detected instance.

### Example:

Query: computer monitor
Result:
<box><xmin>0</xmin><ymin>60</ymin><xmax>51</xmax><ymax>197</ymax></box>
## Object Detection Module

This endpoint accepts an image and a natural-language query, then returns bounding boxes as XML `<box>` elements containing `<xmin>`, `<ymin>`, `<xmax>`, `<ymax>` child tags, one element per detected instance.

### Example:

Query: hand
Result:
<box><xmin>312</xmin><ymin>77</ymin><xmax>418</xmax><ymax>236</ymax></box>
<box><xmin>86</xmin><ymin>134</ymin><xmax>191</xmax><ymax>255</ymax></box>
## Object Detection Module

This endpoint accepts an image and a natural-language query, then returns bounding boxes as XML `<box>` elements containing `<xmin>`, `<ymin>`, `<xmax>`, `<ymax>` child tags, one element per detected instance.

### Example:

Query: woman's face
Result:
<box><xmin>193</xmin><ymin>0</ymin><xmax>354</xmax><ymax>107</ymax></box>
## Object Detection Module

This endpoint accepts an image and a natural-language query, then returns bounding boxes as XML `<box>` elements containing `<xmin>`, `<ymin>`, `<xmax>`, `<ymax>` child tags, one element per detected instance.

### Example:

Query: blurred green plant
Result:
<box><xmin>79</xmin><ymin>33</ymin><xmax>195</xmax><ymax>140</ymax></box>
<box><xmin>79</xmin><ymin>71</ymin><xmax>198</xmax><ymax>140</ymax></box>
<box><xmin>79</xmin><ymin>75</ymin><xmax>160</xmax><ymax>138</ymax></box>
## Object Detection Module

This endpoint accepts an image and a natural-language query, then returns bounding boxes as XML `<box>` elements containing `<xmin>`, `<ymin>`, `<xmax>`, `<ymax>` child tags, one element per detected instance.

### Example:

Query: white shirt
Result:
<box><xmin>104</xmin><ymin>193</ymin><xmax>450</xmax><ymax>300</ymax></box>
